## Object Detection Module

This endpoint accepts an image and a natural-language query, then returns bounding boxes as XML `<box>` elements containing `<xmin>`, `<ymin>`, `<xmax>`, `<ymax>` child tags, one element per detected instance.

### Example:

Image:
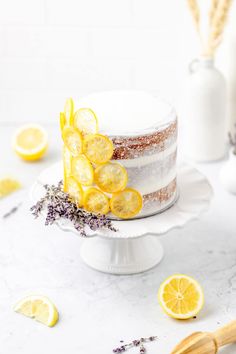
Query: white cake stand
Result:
<box><xmin>31</xmin><ymin>163</ymin><xmax>213</xmax><ymax>275</ymax></box>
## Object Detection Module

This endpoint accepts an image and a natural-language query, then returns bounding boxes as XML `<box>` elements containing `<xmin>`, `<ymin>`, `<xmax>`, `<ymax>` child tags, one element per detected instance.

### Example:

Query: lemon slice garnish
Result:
<box><xmin>13</xmin><ymin>124</ymin><xmax>48</xmax><ymax>161</ymax></box>
<box><xmin>65</xmin><ymin>176</ymin><xmax>83</xmax><ymax>206</ymax></box>
<box><xmin>62</xmin><ymin>126</ymin><xmax>83</xmax><ymax>157</ymax></box>
<box><xmin>84</xmin><ymin>187</ymin><xmax>109</xmax><ymax>215</ymax></box>
<box><xmin>64</xmin><ymin>98</ymin><xmax>74</xmax><ymax>125</ymax></box>
<box><xmin>110</xmin><ymin>188</ymin><xmax>143</xmax><ymax>219</ymax></box>
<box><xmin>83</xmin><ymin>134</ymin><xmax>113</xmax><ymax>164</ymax></box>
<box><xmin>71</xmin><ymin>155</ymin><xmax>94</xmax><ymax>186</ymax></box>
<box><xmin>73</xmin><ymin>108</ymin><xmax>98</xmax><ymax>135</ymax></box>
<box><xmin>95</xmin><ymin>162</ymin><xmax>128</xmax><ymax>193</ymax></box>
<box><xmin>60</xmin><ymin>112</ymin><xmax>66</xmax><ymax>131</ymax></box>
<box><xmin>14</xmin><ymin>295</ymin><xmax>59</xmax><ymax>327</ymax></box>
<box><xmin>158</xmin><ymin>274</ymin><xmax>204</xmax><ymax>320</ymax></box>
<box><xmin>63</xmin><ymin>146</ymin><xmax>72</xmax><ymax>180</ymax></box>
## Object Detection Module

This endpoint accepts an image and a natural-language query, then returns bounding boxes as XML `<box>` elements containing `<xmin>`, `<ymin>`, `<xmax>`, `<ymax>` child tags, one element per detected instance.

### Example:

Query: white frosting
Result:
<box><xmin>77</xmin><ymin>90</ymin><xmax>176</xmax><ymax>137</ymax></box>
<box><xmin>135</xmin><ymin>167</ymin><xmax>177</xmax><ymax>195</ymax></box>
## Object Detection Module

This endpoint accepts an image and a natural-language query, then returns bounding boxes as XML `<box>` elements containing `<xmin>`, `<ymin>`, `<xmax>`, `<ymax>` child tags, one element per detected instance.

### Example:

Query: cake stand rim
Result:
<box><xmin>30</xmin><ymin>162</ymin><xmax>213</xmax><ymax>240</ymax></box>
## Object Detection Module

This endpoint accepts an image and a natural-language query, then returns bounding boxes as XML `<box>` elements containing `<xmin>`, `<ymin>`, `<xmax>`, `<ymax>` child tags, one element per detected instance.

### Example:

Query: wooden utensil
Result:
<box><xmin>171</xmin><ymin>320</ymin><xmax>236</xmax><ymax>354</ymax></box>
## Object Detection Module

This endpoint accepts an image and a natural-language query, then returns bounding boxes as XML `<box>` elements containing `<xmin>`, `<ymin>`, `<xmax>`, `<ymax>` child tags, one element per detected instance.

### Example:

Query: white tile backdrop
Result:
<box><xmin>0</xmin><ymin>0</ymin><xmax>235</xmax><ymax>124</ymax></box>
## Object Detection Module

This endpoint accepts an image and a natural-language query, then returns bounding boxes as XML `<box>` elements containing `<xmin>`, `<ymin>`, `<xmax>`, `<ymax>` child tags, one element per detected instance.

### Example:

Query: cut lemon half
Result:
<box><xmin>64</xmin><ymin>98</ymin><xmax>74</xmax><ymax>125</ymax></box>
<box><xmin>13</xmin><ymin>124</ymin><xmax>48</xmax><ymax>161</ymax></box>
<box><xmin>110</xmin><ymin>188</ymin><xmax>143</xmax><ymax>219</ymax></box>
<box><xmin>83</xmin><ymin>134</ymin><xmax>114</xmax><ymax>164</ymax></box>
<box><xmin>158</xmin><ymin>274</ymin><xmax>204</xmax><ymax>320</ymax></box>
<box><xmin>65</xmin><ymin>176</ymin><xmax>83</xmax><ymax>206</ymax></box>
<box><xmin>95</xmin><ymin>162</ymin><xmax>128</xmax><ymax>193</ymax></box>
<box><xmin>71</xmin><ymin>155</ymin><xmax>94</xmax><ymax>186</ymax></box>
<box><xmin>62</xmin><ymin>126</ymin><xmax>83</xmax><ymax>157</ymax></box>
<box><xmin>84</xmin><ymin>187</ymin><xmax>109</xmax><ymax>215</ymax></box>
<box><xmin>73</xmin><ymin>108</ymin><xmax>98</xmax><ymax>135</ymax></box>
<box><xmin>14</xmin><ymin>295</ymin><xmax>59</xmax><ymax>327</ymax></box>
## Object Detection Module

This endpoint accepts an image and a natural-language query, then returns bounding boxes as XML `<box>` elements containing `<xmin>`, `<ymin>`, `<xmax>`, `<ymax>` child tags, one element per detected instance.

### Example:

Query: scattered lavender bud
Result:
<box><xmin>113</xmin><ymin>336</ymin><xmax>157</xmax><ymax>353</ymax></box>
<box><xmin>133</xmin><ymin>340</ymin><xmax>140</xmax><ymax>347</ymax></box>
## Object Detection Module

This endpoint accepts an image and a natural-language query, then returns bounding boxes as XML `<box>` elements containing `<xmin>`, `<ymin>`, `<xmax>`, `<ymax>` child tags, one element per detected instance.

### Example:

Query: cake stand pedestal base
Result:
<box><xmin>80</xmin><ymin>235</ymin><xmax>164</xmax><ymax>275</ymax></box>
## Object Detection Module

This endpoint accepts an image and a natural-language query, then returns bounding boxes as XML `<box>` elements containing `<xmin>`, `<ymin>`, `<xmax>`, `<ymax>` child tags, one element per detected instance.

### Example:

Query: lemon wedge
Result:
<box><xmin>14</xmin><ymin>295</ymin><xmax>59</xmax><ymax>327</ymax></box>
<box><xmin>95</xmin><ymin>162</ymin><xmax>128</xmax><ymax>193</ymax></box>
<box><xmin>71</xmin><ymin>155</ymin><xmax>94</xmax><ymax>186</ymax></box>
<box><xmin>73</xmin><ymin>108</ymin><xmax>98</xmax><ymax>135</ymax></box>
<box><xmin>65</xmin><ymin>176</ymin><xmax>83</xmax><ymax>206</ymax></box>
<box><xmin>84</xmin><ymin>187</ymin><xmax>109</xmax><ymax>215</ymax></box>
<box><xmin>83</xmin><ymin>134</ymin><xmax>113</xmax><ymax>164</ymax></box>
<box><xmin>158</xmin><ymin>274</ymin><xmax>204</xmax><ymax>320</ymax></box>
<box><xmin>110</xmin><ymin>188</ymin><xmax>143</xmax><ymax>219</ymax></box>
<box><xmin>64</xmin><ymin>98</ymin><xmax>74</xmax><ymax>125</ymax></box>
<box><xmin>13</xmin><ymin>124</ymin><xmax>48</xmax><ymax>161</ymax></box>
<box><xmin>62</xmin><ymin>126</ymin><xmax>83</xmax><ymax>157</ymax></box>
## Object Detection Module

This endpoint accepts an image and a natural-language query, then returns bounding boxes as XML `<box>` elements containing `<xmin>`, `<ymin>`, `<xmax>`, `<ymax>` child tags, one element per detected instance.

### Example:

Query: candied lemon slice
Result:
<box><xmin>63</xmin><ymin>146</ymin><xmax>72</xmax><ymax>179</ymax></box>
<box><xmin>0</xmin><ymin>178</ymin><xmax>21</xmax><ymax>198</ymax></box>
<box><xmin>60</xmin><ymin>112</ymin><xmax>66</xmax><ymax>130</ymax></box>
<box><xmin>83</xmin><ymin>134</ymin><xmax>113</xmax><ymax>164</ymax></box>
<box><xmin>65</xmin><ymin>176</ymin><xmax>83</xmax><ymax>206</ymax></box>
<box><xmin>13</xmin><ymin>124</ymin><xmax>48</xmax><ymax>161</ymax></box>
<box><xmin>71</xmin><ymin>155</ymin><xmax>94</xmax><ymax>186</ymax></box>
<box><xmin>14</xmin><ymin>295</ymin><xmax>59</xmax><ymax>327</ymax></box>
<box><xmin>62</xmin><ymin>126</ymin><xmax>83</xmax><ymax>157</ymax></box>
<box><xmin>64</xmin><ymin>98</ymin><xmax>74</xmax><ymax>125</ymax></box>
<box><xmin>95</xmin><ymin>162</ymin><xmax>128</xmax><ymax>193</ymax></box>
<box><xmin>73</xmin><ymin>108</ymin><xmax>98</xmax><ymax>135</ymax></box>
<box><xmin>158</xmin><ymin>274</ymin><xmax>204</xmax><ymax>320</ymax></box>
<box><xmin>110</xmin><ymin>188</ymin><xmax>142</xmax><ymax>219</ymax></box>
<box><xmin>84</xmin><ymin>187</ymin><xmax>109</xmax><ymax>215</ymax></box>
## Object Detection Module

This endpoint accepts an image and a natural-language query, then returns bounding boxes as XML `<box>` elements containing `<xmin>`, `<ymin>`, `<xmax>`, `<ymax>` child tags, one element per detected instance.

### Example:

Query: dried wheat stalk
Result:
<box><xmin>187</xmin><ymin>0</ymin><xmax>200</xmax><ymax>31</ymax></box>
<box><xmin>187</xmin><ymin>0</ymin><xmax>206</xmax><ymax>52</ymax></box>
<box><xmin>209</xmin><ymin>0</ymin><xmax>220</xmax><ymax>24</ymax></box>
<box><xmin>187</xmin><ymin>0</ymin><xmax>232</xmax><ymax>57</ymax></box>
<box><xmin>208</xmin><ymin>0</ymin><xmax>232</xmax><ymax>55</ymax></box>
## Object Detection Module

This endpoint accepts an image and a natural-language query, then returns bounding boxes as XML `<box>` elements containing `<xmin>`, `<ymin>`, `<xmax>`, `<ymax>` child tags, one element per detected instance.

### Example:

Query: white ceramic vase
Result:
<box><xmin>183</xmin><ymin>57</ymin><xmax>227</xmax><ymax>162</ymax></box>
<box><xmin>220</xmin><ymin>148</ymin><xmax>236</xmax><ymax>194</ymax></box>
<box><xmin>227</xmin><ymin>35</ymin><xmax>236</xmax><ymax>135</ymax></box>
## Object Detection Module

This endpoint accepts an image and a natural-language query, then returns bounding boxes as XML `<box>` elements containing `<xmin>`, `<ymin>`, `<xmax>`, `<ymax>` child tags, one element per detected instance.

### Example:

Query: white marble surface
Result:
<box><xmin>0</xmin><ymin>124</ymin><xmax>236</xmax><ymax>354</ymax></box>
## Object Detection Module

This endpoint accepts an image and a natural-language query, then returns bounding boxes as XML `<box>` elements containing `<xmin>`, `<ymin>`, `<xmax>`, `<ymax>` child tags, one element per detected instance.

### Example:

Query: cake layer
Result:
<box><xmin>112</xmin><ymin>119</ymin><xmax>177</xmax><ymax>160</ymax></box>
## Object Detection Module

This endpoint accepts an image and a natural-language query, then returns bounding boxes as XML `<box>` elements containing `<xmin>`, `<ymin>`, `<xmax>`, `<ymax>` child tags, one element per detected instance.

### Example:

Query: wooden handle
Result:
<box><xmin>213</xmin><ymin>320</ymin><xmax>236</xmax><ymax>347</ymax></box>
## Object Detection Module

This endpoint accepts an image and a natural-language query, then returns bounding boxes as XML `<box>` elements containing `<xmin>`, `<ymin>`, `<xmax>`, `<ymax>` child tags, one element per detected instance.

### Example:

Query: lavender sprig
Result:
<box><xmin>113</xmin><ymin>336</ymin><xmax>157</xmax><ymax>353</ymax></box>
<box><xmin>31</xmin><ymin>180</ymin><xmax>117</xmax><ymax>237</ymax></box>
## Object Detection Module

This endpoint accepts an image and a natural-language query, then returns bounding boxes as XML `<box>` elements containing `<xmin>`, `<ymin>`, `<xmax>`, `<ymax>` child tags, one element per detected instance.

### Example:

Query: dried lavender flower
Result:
<box><xmin>31</xmin><ymin>180</ymin><xmax>117</xmax><ymax>237</ymax></box>
<box><xmin>113</xmin><ymin>336</ymin><xmax>158</xmax><ymax>353</ymax></box>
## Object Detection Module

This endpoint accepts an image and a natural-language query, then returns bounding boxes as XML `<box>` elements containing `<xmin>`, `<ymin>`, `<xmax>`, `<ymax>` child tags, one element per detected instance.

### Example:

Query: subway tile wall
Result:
<box><xmin>0</xmin><ymin>0</ymin><xmax>235</xmax><ymax>123</ymax></box>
